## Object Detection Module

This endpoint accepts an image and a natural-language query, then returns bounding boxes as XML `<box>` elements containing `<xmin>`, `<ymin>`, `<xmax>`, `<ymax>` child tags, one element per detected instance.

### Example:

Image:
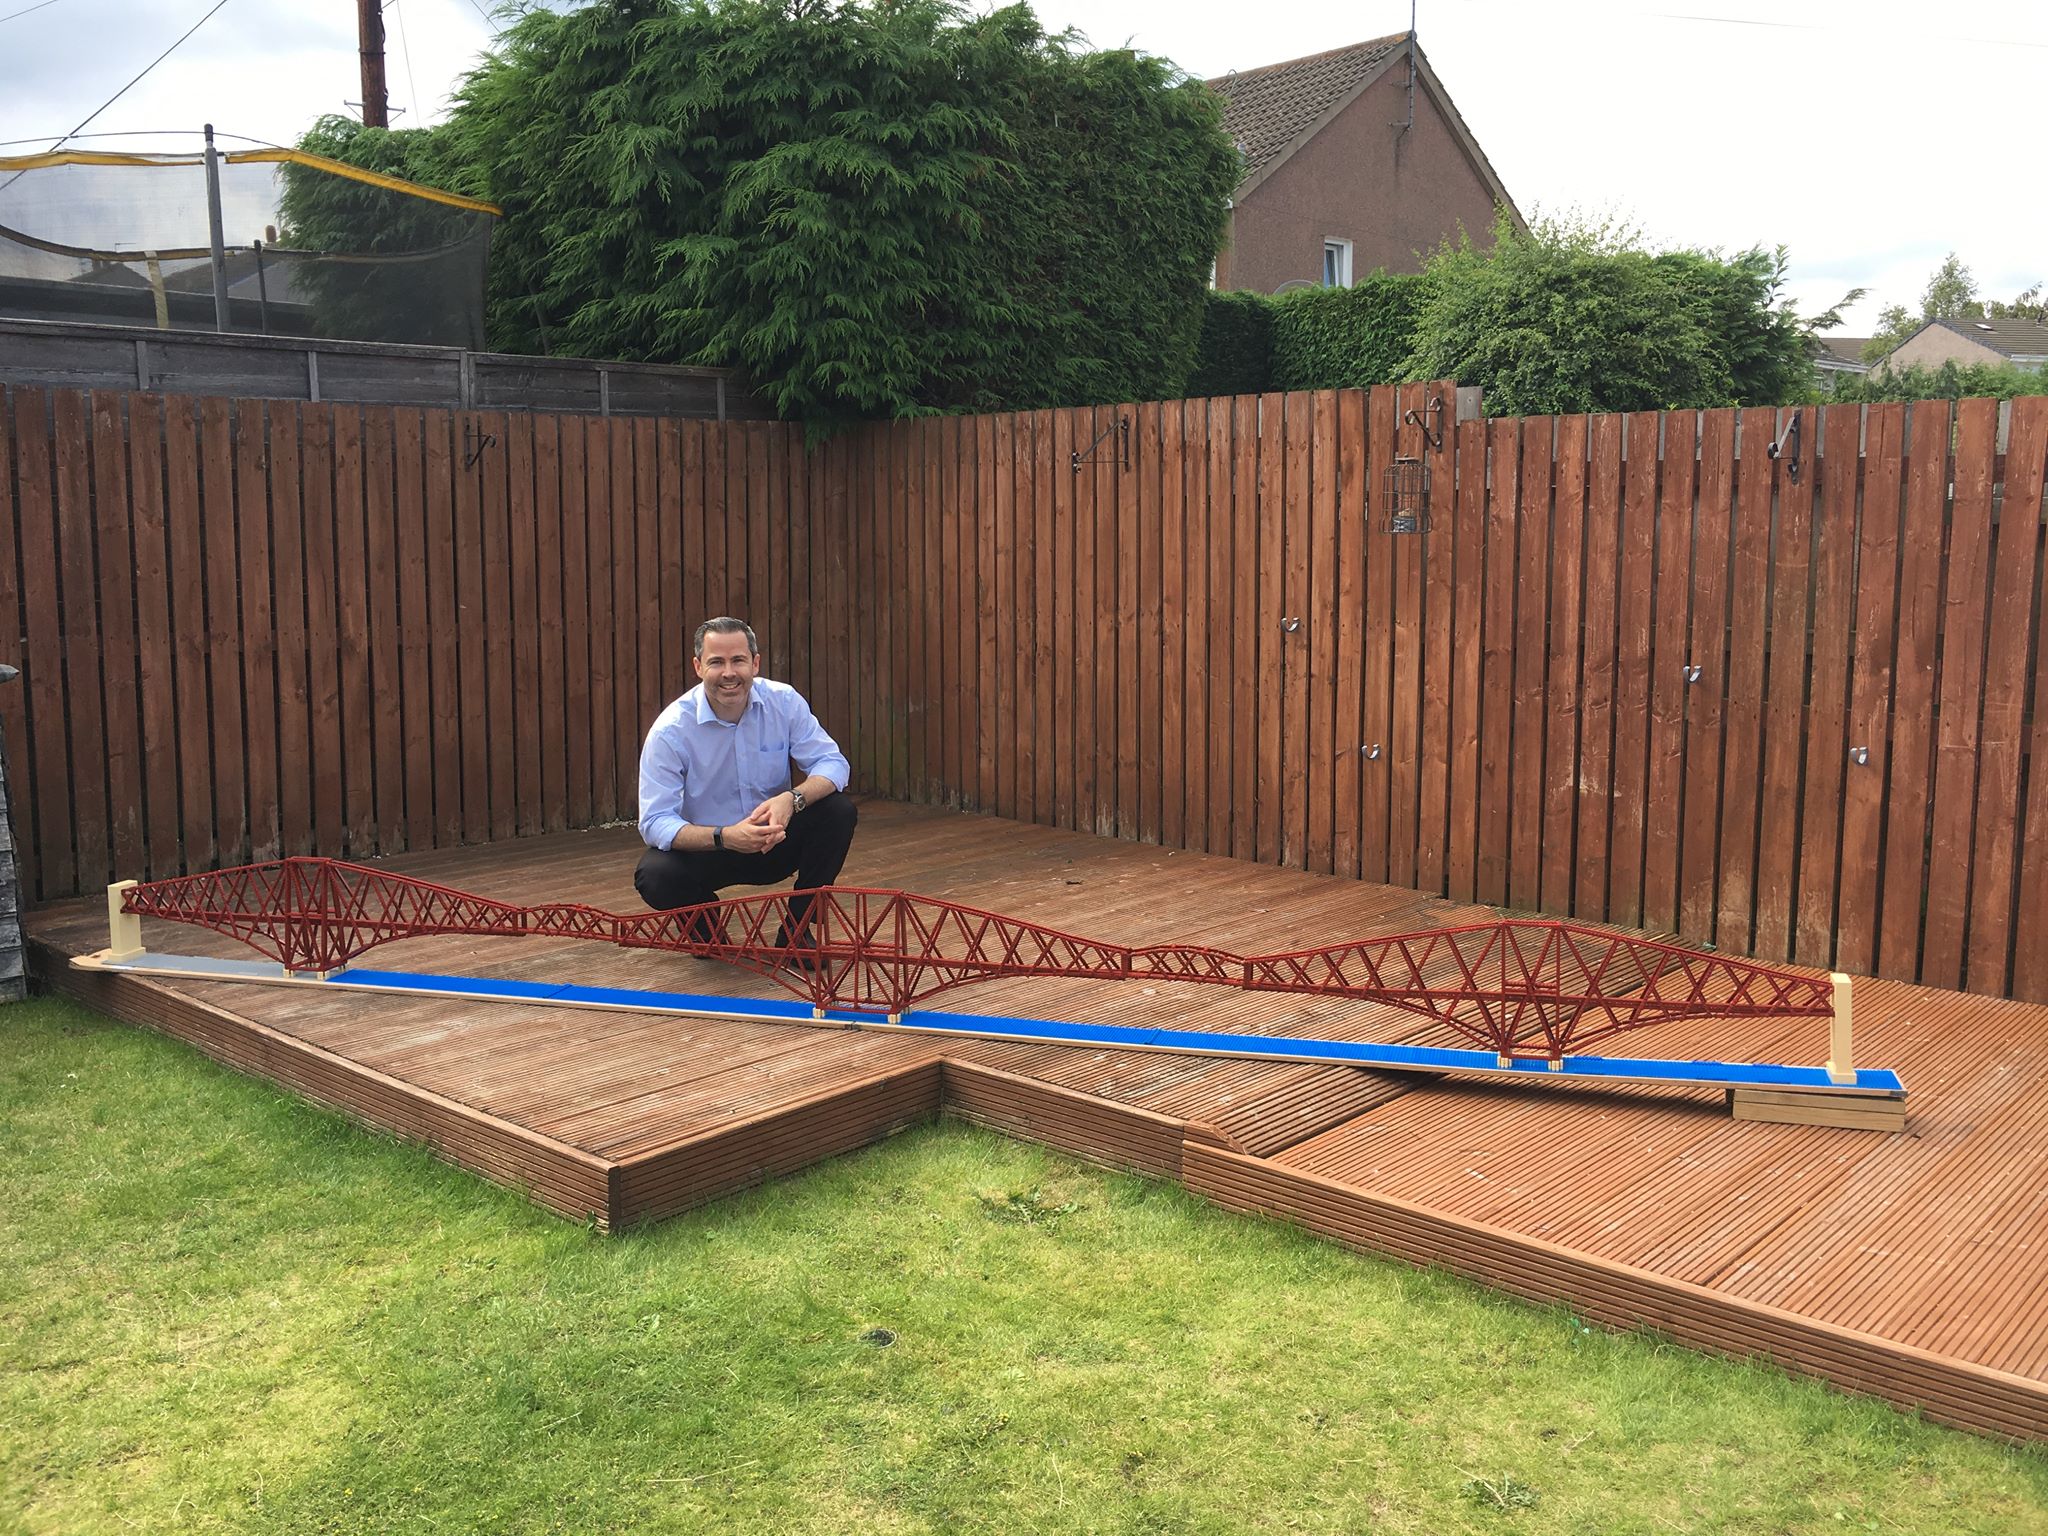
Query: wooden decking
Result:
<box><xmin>27</xmin><ymin>799</ymin><xmax>2048</xmax><ymax>1442</ymax></box>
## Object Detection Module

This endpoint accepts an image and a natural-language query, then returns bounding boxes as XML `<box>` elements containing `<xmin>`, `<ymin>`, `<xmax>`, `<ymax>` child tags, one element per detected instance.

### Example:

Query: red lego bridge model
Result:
<box><xmin>113</xmin><ymin>857</ymin><xmax>1836</xmax><ymax>1063</ymax></box>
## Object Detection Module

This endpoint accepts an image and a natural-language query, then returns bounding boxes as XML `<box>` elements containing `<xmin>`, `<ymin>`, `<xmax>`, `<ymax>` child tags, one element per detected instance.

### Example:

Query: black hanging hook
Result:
<box><xmin>463</xmin><ymin>419</ymin><xmax>497</xmax><ymax>471</ymax></box>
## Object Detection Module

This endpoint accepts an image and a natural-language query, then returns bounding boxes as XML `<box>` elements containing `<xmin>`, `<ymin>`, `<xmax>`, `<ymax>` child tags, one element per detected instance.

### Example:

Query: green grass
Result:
<box><xmin>4</xmin><ymin>997</ymin><xmax>2046</xmax><ymax>1535</ymax></box>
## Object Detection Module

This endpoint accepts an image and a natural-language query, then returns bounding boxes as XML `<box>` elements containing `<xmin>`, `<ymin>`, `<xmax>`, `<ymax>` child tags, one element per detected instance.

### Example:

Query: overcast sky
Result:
<box><xmin>3</xmin><ymin>0</ymin><xmax>2042</xmax><ymax>336</ymax></box>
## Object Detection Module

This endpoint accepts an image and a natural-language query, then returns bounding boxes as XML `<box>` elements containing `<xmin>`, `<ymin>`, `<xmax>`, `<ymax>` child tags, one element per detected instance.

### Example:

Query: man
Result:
<box><xmin>634</xmin><ymin>617</ymin><xmax>857</xmax><ymax>949</ymax></box>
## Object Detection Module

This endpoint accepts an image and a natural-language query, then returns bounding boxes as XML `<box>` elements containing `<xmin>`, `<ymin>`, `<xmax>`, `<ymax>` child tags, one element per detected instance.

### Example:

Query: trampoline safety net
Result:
<box><xmin>0</xmin><ymin>147</ymin><xmax>497</xmax><ymax>349</ymax></box>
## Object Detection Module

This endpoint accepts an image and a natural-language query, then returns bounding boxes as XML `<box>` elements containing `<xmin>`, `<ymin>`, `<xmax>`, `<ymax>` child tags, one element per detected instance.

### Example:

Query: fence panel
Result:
<box><xmin>2</xmin><ymin>381</ymin><xmax>2043</xmax><ymax>1006</ymax></box>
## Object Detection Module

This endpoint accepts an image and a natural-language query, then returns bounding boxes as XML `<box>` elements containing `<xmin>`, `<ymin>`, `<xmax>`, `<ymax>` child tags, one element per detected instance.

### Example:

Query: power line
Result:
<box><xmin>0</xmin><ymin>0</ymin><xmax>234</xmax><ymax>198</ymax></box>
<box><xmin>388</xmin><ymin>0</ymin><xmax>422</xmax><ymax>123</ymax></box>
<box><xmin>0</xmin><ymin>0</ymin><xmax>70</xmax><ymax>26</ymax></box>
<box><xmin>0</xmin><ymin>128</ymin><xmax>277</xmax><ymax>148</ymax></box>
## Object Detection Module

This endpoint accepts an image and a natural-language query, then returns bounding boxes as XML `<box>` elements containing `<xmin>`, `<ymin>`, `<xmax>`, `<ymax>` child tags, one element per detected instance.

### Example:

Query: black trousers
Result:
<box><xmin>633</xmin><ymin>795</ymin><xmax>859</xmax><ymax>933</ymax></box>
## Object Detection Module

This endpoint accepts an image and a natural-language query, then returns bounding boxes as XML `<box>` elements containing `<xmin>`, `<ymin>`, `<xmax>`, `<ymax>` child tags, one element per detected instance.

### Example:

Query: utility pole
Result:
<box><xmin>357</xmin><ymin>0</ymin><xmax>389</xmax><ymax>128</ymax></box>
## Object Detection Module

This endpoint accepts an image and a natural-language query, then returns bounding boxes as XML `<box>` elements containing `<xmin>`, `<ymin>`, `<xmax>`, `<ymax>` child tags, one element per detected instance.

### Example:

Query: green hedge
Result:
<box><xmin>1181</xmin><ymin>273</ymin><xmax>1423</xmax><ymax>399</ymax></box>
<box><xmin>1823</xmin><ymin>359</ymin><xmax>2048</xmax><ymax>403</ymax></box>
<box><xmin>1182</xmin><ymin>290</ymin><xmax>1275</xmax><ymax>398</ymax></box>
<box><xmin>1271</xmin><ymin>272</ymin><xmax>1425</xmax><ymax>391</ymax></box>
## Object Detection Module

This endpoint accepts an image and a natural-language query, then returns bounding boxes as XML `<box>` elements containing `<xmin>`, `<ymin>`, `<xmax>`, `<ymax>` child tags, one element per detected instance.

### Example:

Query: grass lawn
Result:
<box><xmin>4</xmin><ymin>997</ymin><xmax>2046</xmax><ymax>1535</ymax></box>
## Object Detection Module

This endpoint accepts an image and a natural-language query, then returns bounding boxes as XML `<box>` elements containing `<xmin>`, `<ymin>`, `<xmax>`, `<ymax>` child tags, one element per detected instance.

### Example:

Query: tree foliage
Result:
<box><xmin>1823</xmin><ymin>359</ymin><xmax>2048</xmax><ymax>404</ymax></box>
<box><xmin>298</xmin><ymin>0</ymin><xmax>1236</xmax><ymax>421</ymax></box>
<box><xmin>1861</xmin><ymin>253</ymin><xmax>2048</xmax><ymax>360</ymax></box>
<box><xmin>1401</xmin><ymin>212</ymin><xmax>1825</xmax><ymax>417</ymax></box>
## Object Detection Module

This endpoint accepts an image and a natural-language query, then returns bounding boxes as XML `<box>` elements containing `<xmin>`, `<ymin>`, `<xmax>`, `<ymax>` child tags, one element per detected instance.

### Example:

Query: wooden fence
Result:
<box><xmin>3</xmin><ymin>383</ymin><xmax>2046</xmax><ymax>1002</ymax></box>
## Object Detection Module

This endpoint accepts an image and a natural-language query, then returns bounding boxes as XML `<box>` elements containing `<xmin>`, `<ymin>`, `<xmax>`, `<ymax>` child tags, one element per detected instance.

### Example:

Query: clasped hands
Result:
<box><xmin>719</xmin><ymin>791</ymin><xmax>796</xmax><ymax>854</ymax></box>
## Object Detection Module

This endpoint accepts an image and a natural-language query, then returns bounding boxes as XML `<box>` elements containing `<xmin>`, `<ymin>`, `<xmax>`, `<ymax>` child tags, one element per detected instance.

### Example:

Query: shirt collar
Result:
<box><xmin>690</xmin><ymin>683</ymin><xmax>762</xmax><ymax>727</ymax></box>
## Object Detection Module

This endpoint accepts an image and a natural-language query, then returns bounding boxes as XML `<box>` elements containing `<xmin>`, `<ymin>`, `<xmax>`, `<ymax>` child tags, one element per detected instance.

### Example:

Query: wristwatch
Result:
<box><xmin>790</xmin><ymin>788</ymin><xmax>808</xmax><ymax>814</ymax></box>
<box><xmin>712</xmin><ymin>824</ymin><xmax>725</xmax><ymax>850</ymax></box>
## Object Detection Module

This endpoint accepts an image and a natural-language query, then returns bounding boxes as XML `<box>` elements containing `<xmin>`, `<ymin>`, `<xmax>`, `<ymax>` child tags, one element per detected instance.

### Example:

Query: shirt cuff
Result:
<box><xmin>642</xmin><ymin>814</ymin><xmax>688</xmax><ymax>851</ymax></box>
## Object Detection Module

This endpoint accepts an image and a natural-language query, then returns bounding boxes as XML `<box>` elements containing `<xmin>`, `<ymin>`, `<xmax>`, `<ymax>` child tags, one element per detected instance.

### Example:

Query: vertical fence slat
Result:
<box><xmin>421</xmin><ymin>412</ymin><xmax>463</xmax><ymax>845</ymax></box>
<box><xmin>1333</xmin><ymin>389</ymin><xmax>1367</xmax><ymax>880</ymax></box>
<box><xmin>2010</xmin><ymin>395</ymin><xmax>2048</xmax><ymax>999</ymax></box>
<box><xmin>395</xmin><ymin>410</ymin><xmax>435</xmax><ymax>849</ymax></box>
<box><xmin>1183</xmin><ymin>402</ymin><xmax>1212</xmax><ymax>854</ymax></box>
<box><xmin>364</xmin><ymin>407</ymin><xmax>405</xmax><ymax>854</ymax></box>
<box><xmin>1574</xmin><ymin>413</ymin><xmax>1623</xmax><ymax>922</ymax></box>
<box><xmin>1161</xmin><ymin>403</ymin><xmax>1189</xmax><ymax>851</ymax></box>
<box><xmin>1113</xmin><ymin>410</ymin><xmax>1140</xmax><ymax>840</ymax></box>
<box><xmin>1009</xmin><ymin>418</ymin><xmax>1033</xmax><ymax>822</ymax></box>
<box><xmin>125</xmin><ymin>396</ymin><xmax>179</xmax><ymax>880</ymax></box>
<box><xmin>1095</xmin><ymin>416</ymin><xmax>1121</xmax><ymax>835</ymax></box>
<box><xmin>1836</xmin><ymin>404</ymin><xmax>1904</xmax><ymax>975</ymax></box>
<box><xmin>1416</xmin><ymin>383</ymin><xmax>1458</xmax><ymax>897</ymax></box>
<box><xmin>1360</xmin><ymin>385</ymin><xmax>1396</xmax><ymax>885</ymax></box>
<box><xmin>1031</xmin><ymin>412</ymin><xmax>1056</xmax><ymax>825</ymax></box>
<box><xmin>1678</xmin><ymin>409</ymin><xmax>1735</xmax><ymax>943</ymax></box>
<box><xmin>1642</xmin><ymin>412</ymin><xmax>1694</xmax><ymax>934</ymax></box>
<box><xmin>233</xmin><ymin>400</ymin><xmax>280</xmax><ymax>864</ymax></box>
<box><xmin>1280</xmin><ymin>393</ymin><xmax>1312</xmax><ymax>869</ymax></box>
<box><xmin>1306</xmin><ymin>389</ymin><xmax>1338</xmax><ymax>874</ymax></box>
<box><xmin>583</xmin><ymin>417</ymin><xmax>617</xmax><ymax>827</ymax></box>
<box><xmin>1879</xmin><ymin>399</ymin><xmax>1952</xmax><ymax>982</ymax></box>
<box><xmin>1389</xmin><ymin>384</ymin><xmax>1427</xmax><ymax>891</ymax></box>
<box><xmin>0</xmin><ymin>394</ymin><xmax>33</xmax><ymax>898</ymax></box>
<box><xmin>301</xmin><ymin>405</ymin><xmax>344</xmax><ymax>854</ymax></box>
<box><xmin>1540</xmin><ymin>413</ymin><xmax>1587</xmax><ymax>918</ymax></box>
<box><xmin>608</xmin><ymin>419</ymin><xmax>638</xmax><ymax>822</ymax></box>
<box><xmin>331</xmin><ymin>405</ymin><xmax>375</xmax><ymax>855</ymax></box>
<box><xmin>1509</xmin><ymin>416</ymin><xmax>1553</xmax><ymax>913</ymax></box>
<box><xmin>163</xmin><ymin>400</ymin><xmax>213</xmax><ymax>876</ymax></box>
<box><xmin>557</xmin><ymin>417</ymin><xmax>592</xmax><ymax>833</ymax></box>
<box><xmin>1754</xmin><ymin>413</ymin><xmax>1816</xmax><ymax>963</ymax></box>
<box><xmin>1448</xmin><ymin>417</ymin><xmax>1487</xmax><ymax>904</ymax></box>
<box><xmin>1793</xmin><ymin>404</ymin><xmax>1861</xmax><ymax>966</ymax></box>
<box><xmin>54</xmin><ymin>392</ymin><xmax>109</xmax><ymax>887</ymax></box>
<box><xmin>1206</xmin><ymin>399</ymin><xmax>1235</xmax><ymax>859</ymax></box>
<box><xmin>1920</xmin><ymin>398</ymin><xmax>1999</xmax><ymax>988</ymax></box>
<box><xmin>15</xmin><ymin>389</ymin><xmax>70</xmax><ymax>894</ymax></box>
<box><xmin>1134</xmin><ymin>403</ymin><xmax>1162</xmax><ymax>844</ymax></box>
<box><xmin>1476</xmin><ymin>417</ymin><xmax>1518</xmax><ymax>907</ymax></box>
<box><xmin>197</xmin><ymin>398</ymin><xmax>248</xmax><ymax>867</ymax></box>
<box><xmin>631</xmin><ymin>417</ymin><xmax>659</xmax><ymax>823</ymax></box>
<box><xmin>511</xmin><ymin>415</ymin><xmax>544</xmax><ymax>837</ymax></box>
<box><xmin>1231</xmin><ymin>395</ymin><xmax>1259</xmax><ymax>864</ymax></box>
<box><xmin>89</xmin><ymin>393</ymin><xmax>142</xmax><ymax>880</ymax></box>
<box><xmin>1978</xmin><ymin>396</ymin><xmax>2048</xmax><ymax>995</ymax></box>
<box><xmin>1716</xmin><ymin>409</ymin><xmax>1775</xmax><ymax>952</ymax></box>
<box><xmin>1607</xmin><ymin>412</ymin><xmax>1657</xmax><ymax>929</ymax></box>
<box><xmin>269</xmin><ymin>404</ymin><xmax>312</xmax><ymax>858</ymax></box>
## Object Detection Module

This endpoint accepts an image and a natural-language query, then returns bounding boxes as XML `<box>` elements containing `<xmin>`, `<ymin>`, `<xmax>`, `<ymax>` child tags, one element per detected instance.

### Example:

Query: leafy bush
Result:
<box><xmin>1402</xmin><ymin>212</ymin><xmax>1821</xmax><ymax>416</ymax></box>
<box><xmin>299</xmin><ymin>0</ymin><xmax>1237</xmax><ymax>423</ymax></box>
<box><xmin>1270</xmin><ymin>271</ymin><xmax>1424</xmax><ymax>391</ymax></box>
<box><xmin>1824</xmin><ymin>359</ymin><xmax>2048</xmax><ymax>403</ymax></box>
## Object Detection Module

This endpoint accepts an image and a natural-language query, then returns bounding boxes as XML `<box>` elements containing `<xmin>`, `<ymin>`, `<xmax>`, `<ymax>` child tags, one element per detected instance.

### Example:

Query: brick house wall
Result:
<box><xmin>1213</xmin><ymin>50</ymin><xmax>1513</xmax><ymax>294</ymax></box>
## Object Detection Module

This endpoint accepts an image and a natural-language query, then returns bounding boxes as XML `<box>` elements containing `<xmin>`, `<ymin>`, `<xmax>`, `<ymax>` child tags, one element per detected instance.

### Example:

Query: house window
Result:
<box><xmin>1322</xmin><ymin>238</ymin><xmax>1353</xmax><ymax>288</ymax></box>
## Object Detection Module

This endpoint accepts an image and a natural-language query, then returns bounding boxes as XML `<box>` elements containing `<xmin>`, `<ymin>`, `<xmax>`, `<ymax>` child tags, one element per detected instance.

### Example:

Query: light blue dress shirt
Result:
<box><xmin>637</xmin><ymin>677</ymin><xmax>851</xmax><ymax>851</ymax></box>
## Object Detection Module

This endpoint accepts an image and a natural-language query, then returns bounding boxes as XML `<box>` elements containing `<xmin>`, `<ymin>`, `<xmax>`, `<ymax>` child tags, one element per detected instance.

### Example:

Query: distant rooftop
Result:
<box><xmin>1930</xmin><ymin>316</ymin><xmax>2048</xmax><ymax>361</ymax></box>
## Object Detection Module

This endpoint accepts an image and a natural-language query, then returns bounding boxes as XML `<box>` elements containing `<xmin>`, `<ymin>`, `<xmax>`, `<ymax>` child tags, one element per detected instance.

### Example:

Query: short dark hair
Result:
<box><xmin>693</xmin><ymin>616</ymin><xmax>759</xmax><ymax>659</ymax></box>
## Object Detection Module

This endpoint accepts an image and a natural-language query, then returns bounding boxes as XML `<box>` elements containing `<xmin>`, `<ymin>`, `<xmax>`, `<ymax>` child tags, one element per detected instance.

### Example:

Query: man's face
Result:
<box><xmin>694</xmin><ymin>630</ymin><xmax>759</xmax><ymax>712</ymax></box>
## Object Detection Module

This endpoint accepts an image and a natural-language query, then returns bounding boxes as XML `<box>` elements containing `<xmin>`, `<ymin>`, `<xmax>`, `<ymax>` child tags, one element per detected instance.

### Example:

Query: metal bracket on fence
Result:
<box><xmin>1767</xmin><ymin>409</ymin><xmax>1804</xmax><ymax>483</ymax></box>
<box><xmin>1683</xmin><ymin>664</ymin><xmax>1703</xmax><ymax>684</ymax></box>
<box><xmin>1360</xmin><ymin>743</ymin><xmax>1382</xmax><ymax>760</ymax></box>
<box><xmin>1850</xmin><ymin>746</ymin><xmax>1869</xmax><ymax>766</ymax></box>
<box><xmin>1072</xmin><ymin>416</ymin><xmax>1130</xmax><ymax>474</ymax></box>
<box><xmin>463</xmin><ymin>419</ymin><xmax>496</xmax><ymax>470</ymax></box>
<box><xmin>1402</xmin><ymin>394</ymin><xmax>1445</xmax><ymax>452</ymax></box>
<box><xmin>1280</xmin><ymin>616</ymin><xmax>1302</xmax><ymax>634</ymax></box>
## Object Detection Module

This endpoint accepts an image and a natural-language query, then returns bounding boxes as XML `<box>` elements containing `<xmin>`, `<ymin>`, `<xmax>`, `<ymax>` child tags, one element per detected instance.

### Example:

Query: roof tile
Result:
<box><xmin>1207</xmin><ymin>35</ymin><xmax>1408</xmax><ymax>179</ymax></box>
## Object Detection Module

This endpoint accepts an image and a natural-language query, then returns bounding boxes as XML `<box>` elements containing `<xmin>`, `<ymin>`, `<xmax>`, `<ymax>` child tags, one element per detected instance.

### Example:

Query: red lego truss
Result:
<box><xmin>115</xmin><ymin>857</ymin><xmax>1835</xmax><ymax>1061</ymax></box>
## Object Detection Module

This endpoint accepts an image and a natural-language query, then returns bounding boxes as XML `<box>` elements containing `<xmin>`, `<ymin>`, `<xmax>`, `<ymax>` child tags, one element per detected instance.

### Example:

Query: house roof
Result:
<box><xmin>1205</xmin><ymin>35</ymin><xmax>1522</xmax><ymax>229</ymax></box>
<box><xmin>1207</xmin><ymin>35</ymin><xmax>1407</xmax><ymax>179</ymax></box>
<box><xmin>1929</xmin><ymin>316</ymin><xmax>2048</xmax><ymax>361</ymax></box>
<box><xmin>1816</xmin><ymin>335</ymin><xmax>1872</xmax><ymax>367</ymax></box>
